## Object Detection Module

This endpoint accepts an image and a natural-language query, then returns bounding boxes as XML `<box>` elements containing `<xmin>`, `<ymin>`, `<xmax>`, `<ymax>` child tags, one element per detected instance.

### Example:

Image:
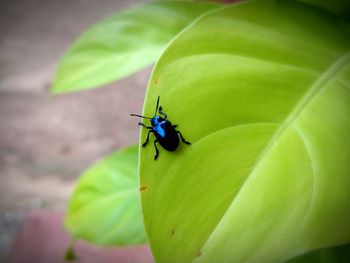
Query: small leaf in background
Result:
<box><xmin>51</xmin><ymin>1</ymin><xmax>220</xmax><ymax>94</ymax></box>
<box><xmin>65</xmin><ymin>145</ymin><xmax>146</xmax><ymax>245</ymax></box>
<box><xmin>140</xmin><ymin>0</ymin><xmax>350</xmax><ymax>262</ymax></box>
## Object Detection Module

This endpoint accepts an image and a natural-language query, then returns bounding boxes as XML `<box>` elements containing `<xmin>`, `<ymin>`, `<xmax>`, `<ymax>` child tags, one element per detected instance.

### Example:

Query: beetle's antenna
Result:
<box><xmin>130</xmin><ymin>114</ymin><xmax>151</xmax><ymax>119</ymax></box>
<box><xmin>154</xmin><ymin>96</ymin><xmax>160</xmax><ymax>116</ymax></box>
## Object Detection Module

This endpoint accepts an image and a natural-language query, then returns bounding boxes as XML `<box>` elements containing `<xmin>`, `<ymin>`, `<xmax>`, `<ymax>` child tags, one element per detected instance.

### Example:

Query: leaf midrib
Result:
<box><xmin>194</xmin><ymin>50</ymin><xmax>350</xmax><ymax>262</ymax></box>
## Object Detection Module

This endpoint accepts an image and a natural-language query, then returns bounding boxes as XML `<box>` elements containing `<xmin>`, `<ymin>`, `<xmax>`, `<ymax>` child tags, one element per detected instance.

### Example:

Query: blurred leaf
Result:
<box><xmin>52</xmin><ymin>1</ymin><xmax>220</xmax><ymax>94</ymax></box>
<box><xmin>65</xmin><ymin>145</ymin><xmax>146</xmax><ymax>245</ymax></box>
<box><xmin>140</xmin><ymin>0</ymin><xmax>350</xmax><ymax>262</ymax></box>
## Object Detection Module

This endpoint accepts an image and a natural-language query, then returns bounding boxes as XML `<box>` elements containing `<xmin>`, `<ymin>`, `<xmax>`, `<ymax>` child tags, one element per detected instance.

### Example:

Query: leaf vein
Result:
<box><xmin>337</xmin><ymin>78</ymin><xmax>350</xmax><ymax>91</ymax></box>
<box><xmin>292</xmin><ymin>125</ymin><xmax>316</xmax><ymax>226</ymax></box>
<box><xmin>169</xmin><ymin>52</ymin><xmax>319</xmax><ymax>74</ymax></box>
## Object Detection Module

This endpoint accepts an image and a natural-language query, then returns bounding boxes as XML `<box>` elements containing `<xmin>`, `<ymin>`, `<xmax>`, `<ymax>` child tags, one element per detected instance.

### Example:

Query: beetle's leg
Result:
<box><xmin>142</xmin><ymin>130</ymin><xmax>153</xmax><ymax>147</ymax></box>
<box><xmin>158</xmin><ymin>106</ymin><xmax>167</xmax><ymax>120</ymax></box>
<box><xmin>172</xmin><ymin>124</ymin><xmax>178</xmax><ymax>128</ymax></box>
<box><xmin>138</xmin><ymin>122</ymin><xmax>153</xmax><ymax>129</ymax></box>
<box><xmin>177</xmin><ymin>131</ymin><xmax>191</xmax><ymax>145</ymax></box>
<box><xmin>153</xmin><ymin>140</ymin><xmax>159</xmax><ymax>160</ymax></box>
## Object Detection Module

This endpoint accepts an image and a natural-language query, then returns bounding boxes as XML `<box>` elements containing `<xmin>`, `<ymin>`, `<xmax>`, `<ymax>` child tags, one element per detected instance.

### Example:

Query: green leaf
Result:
<box><xmin>52</xmin><ymin>1</ymin><xmax>220</xmax><ymax>94</ymax></box>
<box><xmin>140</xmin><ymin>0</ymin><xmax>350</xmax><ymax>262</ymax></box>
<box><xmin>65</xmin><ymin>145</ymin><xmax>146</xmax><ymax>245</ymax></box>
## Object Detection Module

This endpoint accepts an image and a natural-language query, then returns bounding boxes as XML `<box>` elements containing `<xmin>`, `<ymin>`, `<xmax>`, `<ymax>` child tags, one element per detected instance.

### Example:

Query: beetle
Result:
<box><xmin>130</xmin><ymin>96</ymin><xmax>190</xmax><ymax>160</ymax></box>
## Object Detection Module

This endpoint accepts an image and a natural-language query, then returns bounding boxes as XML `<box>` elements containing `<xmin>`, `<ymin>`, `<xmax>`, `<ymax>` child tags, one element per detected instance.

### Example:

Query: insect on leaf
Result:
<box><xmin>140</xmin><ymin>0</ymin><xmax>350</xmax><ymax>262</ymax></box>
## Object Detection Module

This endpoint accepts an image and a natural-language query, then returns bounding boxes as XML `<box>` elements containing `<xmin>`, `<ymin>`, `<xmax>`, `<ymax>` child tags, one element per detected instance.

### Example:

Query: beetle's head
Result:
<box><xmin>151</xmin><ymin>115</ymin><xmax>163</xmax><ymax>126</ymax></box>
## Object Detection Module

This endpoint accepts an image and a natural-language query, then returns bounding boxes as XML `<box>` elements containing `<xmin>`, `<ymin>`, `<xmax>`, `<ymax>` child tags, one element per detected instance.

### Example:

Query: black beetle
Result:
<box><xmin>131</xmin><ymin>96</ymin><xmax>190</xmax><ymax>160</ymax></box>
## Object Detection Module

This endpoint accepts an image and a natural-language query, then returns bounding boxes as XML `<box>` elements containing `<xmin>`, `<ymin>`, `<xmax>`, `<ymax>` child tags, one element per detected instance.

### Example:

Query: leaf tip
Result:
<box><xmin>64</xmin><ymin>240</ymin><xmax>77</xmax><ymax>261</ymax></box>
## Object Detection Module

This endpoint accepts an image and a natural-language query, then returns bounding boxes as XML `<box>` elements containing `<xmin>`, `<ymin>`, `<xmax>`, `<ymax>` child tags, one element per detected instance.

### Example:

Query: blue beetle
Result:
<box><xmin>131</xmin><ymin>96</ymin><xmax>190</xmax><ymax>160</ymax></box>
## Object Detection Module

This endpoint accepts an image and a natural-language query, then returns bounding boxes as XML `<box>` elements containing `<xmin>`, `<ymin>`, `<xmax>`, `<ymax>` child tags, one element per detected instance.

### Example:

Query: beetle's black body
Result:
<box><xmin>130</xmin><ymin>96</ymin><xmax>190</xmax><ymax>160</ymax></box>
<box><xmin>151</xmin><ymin>116</ymin><xmax>179</xmax><ymax>151</ymax></box>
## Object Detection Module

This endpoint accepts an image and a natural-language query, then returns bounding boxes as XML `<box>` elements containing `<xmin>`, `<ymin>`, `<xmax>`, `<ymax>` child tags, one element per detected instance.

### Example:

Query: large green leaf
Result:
<box><xmin>65</xmin><ymin>145</ymin><xmax>146</xmax><ymax>245</ymax></box>
<box><xmin>139</xmin><ymin>0</ymin><xmax>350</xmax><ymax>262</ymax></box>
<box><xmin>51</xmin><ymin>1</ymin><xmax>220</xmax><ymax>94</ymax></box>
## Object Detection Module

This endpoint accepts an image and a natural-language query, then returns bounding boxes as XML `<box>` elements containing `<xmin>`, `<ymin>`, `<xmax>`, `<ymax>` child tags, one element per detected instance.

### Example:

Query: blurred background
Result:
<box><xmin>0</xmin><ymin>0</ymin><xmax>149</xmax><ymax>260</ymax></box>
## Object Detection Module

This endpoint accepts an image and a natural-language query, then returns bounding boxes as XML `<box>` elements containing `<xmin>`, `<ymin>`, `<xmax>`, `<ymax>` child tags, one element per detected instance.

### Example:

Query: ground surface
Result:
<box><xmin>0</xmin><ymin>0</ymin><xmax>148</xmax><ymax>260</ymax></box>
<box><xmin>10</xmin><ymin>211</ymin><xmax>153</xmax><ymax>263</ymax></box>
